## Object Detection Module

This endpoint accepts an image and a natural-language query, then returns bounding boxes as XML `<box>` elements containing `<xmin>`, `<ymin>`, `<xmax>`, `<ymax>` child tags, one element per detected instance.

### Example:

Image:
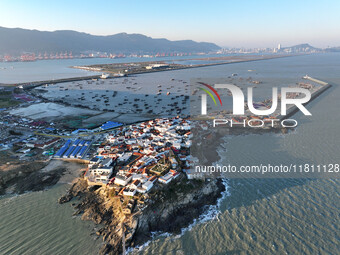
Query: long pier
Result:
<box><xmin>303</xmin><ymin>75</ymin><xmax>329</xmax><ymax>85</ymax></box>
<box><xmin>279</xmin><ymin>76</ymin><xmax>331</xmax><ymax>120</ymax></box>
<box><xmin>1</xmin><ymin>54</ymin><xmax>298</xmax><ymax>89</ymax></box>
<box><xmin>2</xmin><ymin>74</ymin><xmax>103</xmax><ymax>89</ymax></box>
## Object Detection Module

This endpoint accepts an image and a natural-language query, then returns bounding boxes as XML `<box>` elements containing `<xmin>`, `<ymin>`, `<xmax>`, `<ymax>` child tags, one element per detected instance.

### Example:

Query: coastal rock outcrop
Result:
<box><xmin>0</xmin><ymin>161</ymin><xmax>66</xmax><ymax>195</ymax></box>
<box><xmin>59</xmin><ymin>176</ymin><xmax>225</xmax><ymax>255</ymax></box>
<box><xmin>132</xmin><ymin>178</ymin><xmax>225</xmax><ymax>245</ymax></box>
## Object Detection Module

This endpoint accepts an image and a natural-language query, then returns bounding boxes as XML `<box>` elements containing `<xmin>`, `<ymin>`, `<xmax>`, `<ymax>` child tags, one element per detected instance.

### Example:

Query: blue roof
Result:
<box><xmin>55</xmin><ymin>147</ymin><xmax>67</xmax><ymax>157</ymax></box>
<box><xmin>73</xmin><ymin>139</ymin><xmax>81</xmax><ymax>146</ymax></box>
<box><xmin>64</xmin><ymin>146</ymin><xmax>75</xmax><ymax>157</ymax></box>
<box><xmin>100</xmin><ymin>121</ymin><xmax>122</xmax><ymax>130</ymax></box>
<box><xmin>71</xmin><ymin>128</ymin><xmax>88</xmax><ymax>134</ymax></box>
<box><xmin>71</xmin><ymin>146</ymin><xmax>81</xmax><ymax>157</ymax></box>
<box><xmin>77</xmin><ymin>145</ymin><xmax>88</xmax><ymax>158</ymax></box>
<box><xmin>55</xmin><ymin>139</ymin><xmax>72</xmax><ymax>157</ymax></box>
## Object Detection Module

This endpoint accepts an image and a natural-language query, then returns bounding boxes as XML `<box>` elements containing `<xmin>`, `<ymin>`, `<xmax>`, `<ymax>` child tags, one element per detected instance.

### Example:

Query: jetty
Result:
<box><xmin>194</xmin><ymin>76</ymin><xmax>332</xmax><ymax>130</ymax></box>
<box><xmin>1</xmin><ymin>54</ymin><xmax>296</xmax><ymax>89</ymax></box>
<box><xmin>1</xmin><ymin>75</ymin><xmax>102</xmax><ymax>89</ymax></box>
<box><xmin>279</xmin><ymin>76</ymin><xmax>331</xmax><ymax>120</ymax></box>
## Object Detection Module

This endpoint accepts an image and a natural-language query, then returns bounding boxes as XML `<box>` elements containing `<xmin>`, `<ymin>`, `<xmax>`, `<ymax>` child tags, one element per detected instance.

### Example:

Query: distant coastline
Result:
<box><xmin>1</xmin><ymin>54</ymin><xmax>298</xmax><ymax>87</ymax></box>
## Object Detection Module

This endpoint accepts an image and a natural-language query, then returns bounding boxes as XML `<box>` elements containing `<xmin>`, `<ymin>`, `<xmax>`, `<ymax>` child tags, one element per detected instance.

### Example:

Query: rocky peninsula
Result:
<box><xmin>59</xmin><ymin>175</ymin><xmax>225</xmax><ymax>255</ymax></box>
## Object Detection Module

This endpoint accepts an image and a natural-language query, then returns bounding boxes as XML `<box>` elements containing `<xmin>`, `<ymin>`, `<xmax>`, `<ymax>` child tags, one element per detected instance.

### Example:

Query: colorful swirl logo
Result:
<box><xmin>198</xmin><ymin>82</ymin><xmax>223</xmax><ymax>106</ymax></box>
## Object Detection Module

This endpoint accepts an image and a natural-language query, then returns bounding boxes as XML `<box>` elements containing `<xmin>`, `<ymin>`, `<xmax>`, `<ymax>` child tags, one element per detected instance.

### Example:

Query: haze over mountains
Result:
<box><xmin>279</xmin><ymin>43</ymin><xmax>340</xmax><ymax>53</ymax></box>
<box><xmin>0</xmin><ymin>26</ymin><xmax>220</xmax><ymax>55</ymax></box>
<box><xmin>1</xmin><ymin>26</ymin><xmax>339</xmax><ymax>57</ymax></box>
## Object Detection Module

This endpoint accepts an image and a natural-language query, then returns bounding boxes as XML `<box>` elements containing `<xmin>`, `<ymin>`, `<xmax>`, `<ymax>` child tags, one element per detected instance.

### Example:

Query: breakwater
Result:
<box><xmin>2</xmin><ymin>54</ymin><xmax>296</xmax><ymax>89</ymax></box>
<box><xmin>279</xmin><ymin>76</ymin><xmax>331</xmax><ymax>120</ymax></box>
<box><xmin>4</xmin><ymin>75</ymin><xmax>101</xmax><ymax>89</ymax></box>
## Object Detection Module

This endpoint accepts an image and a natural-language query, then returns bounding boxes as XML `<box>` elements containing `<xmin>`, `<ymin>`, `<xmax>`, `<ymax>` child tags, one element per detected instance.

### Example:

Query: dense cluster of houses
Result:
<box><xmin>85</xmin><ymin>117</ymin><xmax>195</xmax><ymax>196</ymax></box>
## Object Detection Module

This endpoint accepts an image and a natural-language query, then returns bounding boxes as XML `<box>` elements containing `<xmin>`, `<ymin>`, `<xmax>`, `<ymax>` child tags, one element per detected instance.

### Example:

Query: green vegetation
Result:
<box><xmin>0</xmin><ymin>91</ymin><xmax>20</xmax><ymax>108</ymax></box>
<box><xmin>149</xmin><ymin>164</ymin><xmax>168</xmax><ymax>175</ymax></box>
<box><xmin>174</xmin><ymin>178</ymin><xmax>204</xmax><ymax>194</ymax></box>
<box><xmin>150</xmin><ymin>177</ymin><xmax>205</xmax><ymax>205</ymax></box>
<box><xmin>149</xmin><ymin>158</ymin><xmax>170</xmax><ymax>176</ymax></box>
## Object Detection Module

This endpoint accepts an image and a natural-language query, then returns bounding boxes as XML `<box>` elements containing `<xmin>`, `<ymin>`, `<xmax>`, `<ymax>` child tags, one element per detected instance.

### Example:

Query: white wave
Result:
<box><xmin>128</xmin><ymin>179</ymin><xmax>230</xmax><ymax>254</ymax></box>
<box><xmin>126</xmin><ymin>240</ymin><xmax>151</xmax><ymax>254</ymax></box>
<box><xmin>176</xmin><ymin>178</ymin><xmax>230</xmax><ymax>236</ymax></box>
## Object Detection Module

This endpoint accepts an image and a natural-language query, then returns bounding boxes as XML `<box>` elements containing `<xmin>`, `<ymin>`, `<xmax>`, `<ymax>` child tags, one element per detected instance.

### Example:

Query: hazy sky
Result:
<box><xmin>1</xmin><ymin>0</ymin><xmax>340</xmax><ymax>48</ymax></box>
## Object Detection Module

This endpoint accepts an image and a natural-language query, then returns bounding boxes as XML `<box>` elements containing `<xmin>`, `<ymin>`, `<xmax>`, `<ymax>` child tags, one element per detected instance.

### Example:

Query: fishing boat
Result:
<box><xmin>101</xmin><ymin>73</ymin><xmax>110</xmax><ymax>79</ymax></box>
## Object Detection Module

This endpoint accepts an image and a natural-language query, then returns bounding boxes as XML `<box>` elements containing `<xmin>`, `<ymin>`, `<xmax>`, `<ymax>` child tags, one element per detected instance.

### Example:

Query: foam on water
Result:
<box><xmin>128</xmin><ymin>179</ymin><xmax>230</xmax><ymax>254</ymax></box>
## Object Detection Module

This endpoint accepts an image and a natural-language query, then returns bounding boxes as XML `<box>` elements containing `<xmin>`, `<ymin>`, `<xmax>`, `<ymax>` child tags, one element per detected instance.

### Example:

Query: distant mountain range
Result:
<box><xmin>278</xmin><ymin>43</ymin><xmax>323</xmax><ymax>53</ymax></box>
<box><xmin>0</xmin><ymin>27</ymin><xmax>220</xmax><ymax>55</ymax></box>
<box><xmin>282</xmin><ymin>43</ymin><xmax>318</xmax><ymax>51</ymax></box>
<box><xmin>281</xmin><ymin>43</ymin><xmax>340</xmax><ymax>53</ymax></box>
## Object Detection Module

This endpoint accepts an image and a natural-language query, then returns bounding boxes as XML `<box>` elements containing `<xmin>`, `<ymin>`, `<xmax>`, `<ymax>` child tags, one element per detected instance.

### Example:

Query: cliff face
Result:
<box><xmin>59</xmin><ymin>178</ymin><xmax>139</xmax><ymax>255</ymax></box>
<box><xmin>133</xmin><ymin>179</ymin><xmax>225</xmax><ymax>245</ymax></box>
<box><xmin>59</xmin><ymin>177</ymin><xmax>225</xmax><ymax>255</ymax></box>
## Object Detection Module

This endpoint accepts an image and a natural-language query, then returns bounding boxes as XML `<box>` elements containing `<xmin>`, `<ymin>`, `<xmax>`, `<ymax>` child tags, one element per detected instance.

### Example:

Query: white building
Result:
<box><xmin>158</xmin><ymin>170</ymin><xmax>179</xmax><ymax>184</ymax></box>
<box><xmin>118</xmin><ymin>152</ymin><xmax>132</xmax><ymax>162</ymax></box>
<box><xmin>141</xmin><ymin>181</ymin><xmax>153</xmax><ymax>192</ymax></box>
<box><xmin>89</xmin><ymin>157</ymin><xmax>101</xmax><ymax>167</ymax></box>
<box><xmin>123</xmin><ymin>188</ymin><xmax>136</xmax><ymax>196</ymax></box>
<box><xmin>137</xmin><ymin>176</ymin><xmax>157</xmax><ymax>193</ymax></box>
<box><xmin>114</xmin><ymin>173</ymin><xmax>132</xmax><ymax>186</ymax></box>
<box><xmin>87</xmin><ymin>167</ymin><xmax>113</xmax><ymax>184</ymax></box>
<box><xmin>130</xmin><ymin>179</ymin><xmax>141</xmax><ymax>189</ymax></box>
<box><xmin>101</xmin><ymin>157</ymin><xmax>112</xmax><ymax>167</ymax></box>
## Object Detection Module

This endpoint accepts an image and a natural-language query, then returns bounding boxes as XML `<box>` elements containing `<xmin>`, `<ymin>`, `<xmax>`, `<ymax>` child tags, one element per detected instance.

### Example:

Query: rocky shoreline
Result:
<box><xmin>0</xmin><ymin>161</ymin><xmax>66</xmax><ymax>195</ymax></box>
<box><xmin>59</xmin><ymin>176</ymin><xmax>226</xmax><ymax>255</ymax></box>
<box><xmin>0</xmin><ymin>159</ymin><xmax>85</xmax><ymax>195</ymax></box>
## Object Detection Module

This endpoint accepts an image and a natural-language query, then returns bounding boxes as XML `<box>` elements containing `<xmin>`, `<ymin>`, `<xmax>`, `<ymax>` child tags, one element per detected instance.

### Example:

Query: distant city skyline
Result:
<box><xmin>1</xmin><ymin>0</ymin><xmax>340</xmax><ymax>48</ymax></box>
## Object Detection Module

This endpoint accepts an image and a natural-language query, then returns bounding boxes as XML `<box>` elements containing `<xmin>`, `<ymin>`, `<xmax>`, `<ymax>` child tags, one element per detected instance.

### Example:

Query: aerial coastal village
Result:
<box><xmin>54</xmin><ymin>117</ymin><xmax>196</xmax><ymax>198</ymax></box>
